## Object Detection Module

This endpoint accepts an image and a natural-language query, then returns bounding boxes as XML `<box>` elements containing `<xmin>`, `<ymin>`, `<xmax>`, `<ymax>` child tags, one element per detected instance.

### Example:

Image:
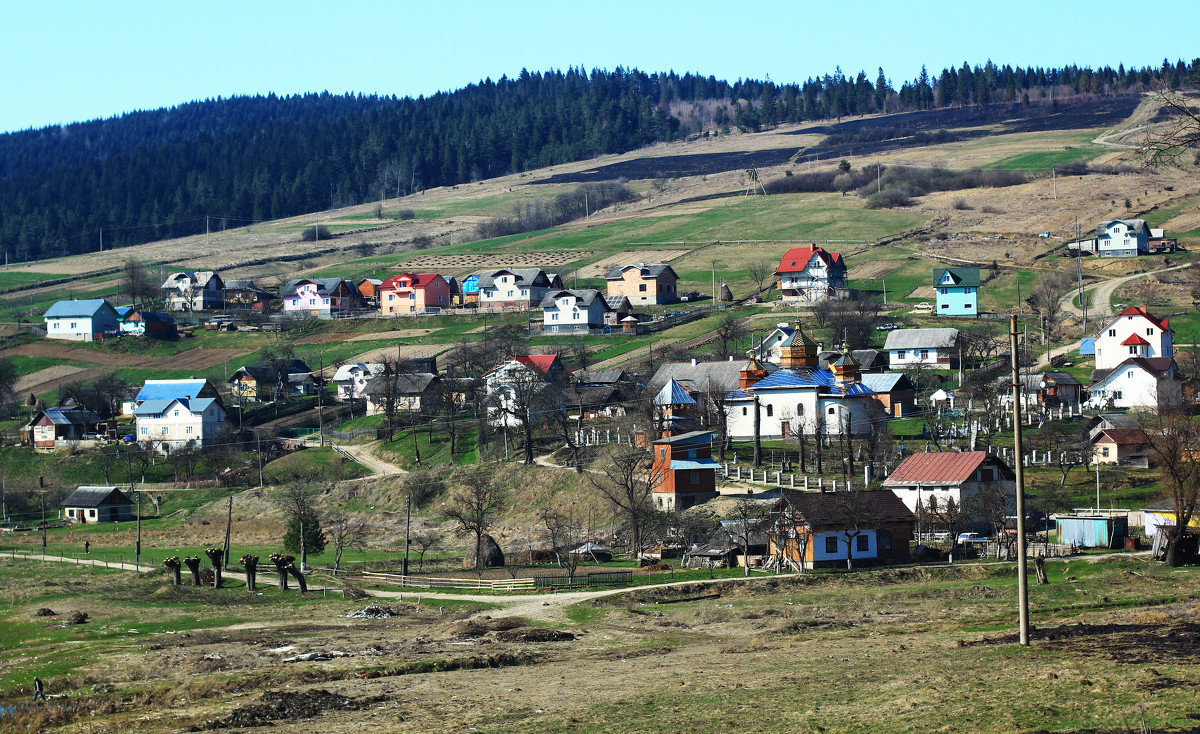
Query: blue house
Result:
<box><xmin>1096</xmin><ymin>219</ymin><xmax>1149</xmax><ymax>258</ymax></box>
<box><xmin>933</xmin><ymin>267</ymin><xmax>980</xmax><ymax>317</ymax></box>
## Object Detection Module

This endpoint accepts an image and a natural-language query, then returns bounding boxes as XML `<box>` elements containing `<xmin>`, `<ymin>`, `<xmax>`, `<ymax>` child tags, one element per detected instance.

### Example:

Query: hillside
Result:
<box><xmin>1</xmin><ymin>59</ymin><xmax>1197</xmax><ymax>263</ymax></box>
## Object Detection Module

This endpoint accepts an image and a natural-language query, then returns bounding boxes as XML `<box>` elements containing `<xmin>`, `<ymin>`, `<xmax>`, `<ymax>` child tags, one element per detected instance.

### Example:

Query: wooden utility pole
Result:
<box><xmin>1009</xmin><ymin>314</ymin><xmax>1031</xmax><ymax>646</ymax></box>
<box><xmin>135</xmin><ymin>491</ymin><xmax>142</xmax><ymax>565</ymax></box>
<box><xmin>403</xmin><ymin>495</ymin><xmax>412</xmax><ymax>576</ymax></box>
<box><xmin>222</xmin><ymin>491</ymin><xmax>233</xmax><ymax>570</ymax></box>
<box><xmin>711</xmin><ymin>262</ymin><xmax>717</xmax><ymax>303</ymax></box>
<box><xmin>1075</xmin><ymin>217</ymin><xmax>1087</xmax><ymax>335</ymax></box>
<box><xmin>752</xmin><ymin>395</ymin><xmax>762</xmax><ymax>466</ymax></box>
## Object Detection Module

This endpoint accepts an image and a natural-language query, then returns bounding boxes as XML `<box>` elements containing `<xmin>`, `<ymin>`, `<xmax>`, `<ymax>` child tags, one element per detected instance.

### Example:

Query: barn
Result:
<box><xmin>61</xmin><ymin>486</ymin><xmax>134</xmax><ymax>524</ymax></box>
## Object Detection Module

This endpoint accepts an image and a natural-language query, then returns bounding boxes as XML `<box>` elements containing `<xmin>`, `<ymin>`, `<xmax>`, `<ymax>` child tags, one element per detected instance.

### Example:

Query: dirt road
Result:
<box><xmin>2</xmin><ymin>341</ymin><xmax>252</xmax><ymax>371</ymax></box>
<box><xmin>330</xmin><ymin>440</ymin><xmax>407</xmax><ymax>476</ymax></box>
<box><xmin>1058</xmin><ymin>262</ymin><xmax>1190</xmax><ymax>320</ymax></box>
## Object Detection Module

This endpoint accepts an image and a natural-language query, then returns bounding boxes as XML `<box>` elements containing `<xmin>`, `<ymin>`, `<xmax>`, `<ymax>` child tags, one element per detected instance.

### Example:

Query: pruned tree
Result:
<box><xmin>586</xmin><ymin>441</ymin><xmax>657</xmax><ymax>555</ymax></box>
<box><xmin>163</xmin><ymin>556</ymin><xmax>182</xmax><ymax>586</ymax></box>
<box><xmin>240</xmin><ymin>554</ymin><xmax>259</xmax><ymax>591</ymax></box>
<box><xmin>441</xmin><ymin>470</ymin><xmax>507</xmax><ymax>571</ymax></box>
<box><xmin>183</xmin><ymin>555</ymin><xmax>202</xmax><ymax>586</ymax></box>
<box><xmin>204</xmin><ymin>547</ymin><xmax>224</xmax><ymax>588</ymax></box>
<box><xmin>927</xmin><ymin>494</ymin><xmax>970</xmax><ymax>562</ymax></box>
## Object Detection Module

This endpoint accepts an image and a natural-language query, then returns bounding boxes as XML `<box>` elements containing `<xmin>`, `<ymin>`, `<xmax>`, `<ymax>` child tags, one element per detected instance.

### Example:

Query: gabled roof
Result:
<box><xmin>1103</xmin><ymin>305</ymin><xmax>1170</xmax><ymax>333</ymax></box>
<box><xmin>133</xmin><ymin>397</ymin><xmax>218</xmax><ymax>417</ymax></box>
<box><xmin>37</xmin><ymin>407</ymin><xmax>102</xmax><ymax>426</ymax></box>
<box><xmin>511</xmin><ymin>355</ymin><xmax>561</xmax><ymax>375</ymax></box>
<box><xmin>652</xmin><ymin>430</ymin><xmax>714</xmax><ymax>446</ymax></box>
<box><xmin>476</xmin><ymin>268</ymin><xmax>553</xmax><ymax>289</ymax></box>
<box><xmin>1093</xmin><ymin>357</ymin><xmax>1183</xmax><ymax>385</ymax></box>
<box><xmin>135</xmin><ymin>379</ymin><xmax>213</xmax><ymax>403</ymax></box>
<box><xmin>934</xmin><ymin>267</ymin><xmax>981</xmax><ymax>288</ymax></box>
<box><xmin>1097</xmin><ymin>218</ymin><xmax>1147</xmax><ymax>237</ymax></box>
<box><xmin>61</xmin><ymin>486</ymin><xmax>131</xmax><ymax>508</ymax></box>
<box><xmin>380</xmin><ymin>273</ymin><xmax>444</xmax><ymax>291</ymax></box>
<box><xmin>223</xmin><ymin>279</ymin><xmax>273</xmax><ymax>295</ymax></box>
<box><xmin>776</xmin><ymin>489</ymin><xmax>917</xmax><ymax>527</ymax></box>
<box><xmin>654</xmin><ymin>378</ymin><xmax>696</xmax><ymax>406</ymax></box>
<box><xmin>605</xmin><ymin>295</ymin><xmax>631</xmax><ymax>310</ymax></box>
<box><xmin>1093</xmin><ymin>428</ymin><xmax>1147</xmax><ymax>446</ymax></box>
<box><xmin>44</xmin><ymin>299</ymin><xmax>115</xmax><ymax>319</ymax></box>
<box><xmin>775</xmin><ymin>244</ymin><xmax>843</xmax><ymax>274</ymax></box>
<box><xmin>280</xmin><ymin>278</ymin><xmax>354</xmax><ymax>298</ymax></box>
<box><xmin>1121</xmin><ymin>333</ymin><xmax>1150</xmax><ymax>346</ymax></box>
<box><xmin>575</xmin><ymin>369</ymin><xmax>628</xmax><ymax>386</ymax></box>
<box><xmin>604</xmin><ymin>263</ymin><xmax>677</xmax><ymax>280</ymax></box>
<box><xmin>1042</xmin><ymin>370</ymin><xmax>1083</xmax><ymax>387</ymax></box>
<box><xmin>859</xmin><ymin>372</ymin><xmax>916</xmax><ymax>393</ymax></box>
<box><xmin>883</xmin><ymin>451</ymin><xmax>1013</xmax><ymax>487</ymax></box>
<box><xmin>332</xmin><ymin>363</ymin><xmax>384</xmax><ymax>382</ymax></box>
<box><xmin>539</xmin><ymin>289</ymin><xmax>608</xmax><ymax>309</ymax></box>
<box><xmin>884</xmin><ymin>328</ymin><xmax>959</xmax><ymax>350</ymax></box>
<box><xmin>1087</xmin><ymin>413</ymin><xmax>1141</xmax><ymax>431</ymax></box>
<box><xmin>363</xmin><ymin>372</ymin><xmax>439</xmax><ymax>397</ymax></box>
<box><xmin>647</xmin><ymin>360</ymin><xmax>771</xmax><ymax>396</ymax></box>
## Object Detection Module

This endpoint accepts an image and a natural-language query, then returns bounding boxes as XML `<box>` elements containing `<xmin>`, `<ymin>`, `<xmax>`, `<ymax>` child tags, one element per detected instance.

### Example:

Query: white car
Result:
<box><xmin>916</xmin><ymin>302</ymin><xmax>932</xmax><ymax>309</ymax></box>
<box><xmin>957</xmin><ymin>532</ymin><xmax>987</xmax><ymax>543</ymax></box>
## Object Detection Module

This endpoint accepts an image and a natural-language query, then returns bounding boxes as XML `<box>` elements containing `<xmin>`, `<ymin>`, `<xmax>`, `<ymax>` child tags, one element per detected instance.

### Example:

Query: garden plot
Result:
<box><xmin>846</xmin><ymin>259</ymin><xmax>906</xmax><ymax>280</ymax></box>
<box><xmin>390</xmin><ymin>251</ymin><xmax>592</xmax><ymax>277</ymax></box>
<box><xmin>576</xmin><ymin>249</ymin><xmax>693</xmax><ymax>278</ymax></box>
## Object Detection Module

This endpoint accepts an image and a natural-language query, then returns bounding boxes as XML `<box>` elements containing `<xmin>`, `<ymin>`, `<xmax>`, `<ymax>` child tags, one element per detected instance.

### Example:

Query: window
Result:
<box><xmin>687</xmin><ymin>448</ymin><xmax>697</xmax><ymax>460</ymax></box>
<box><xmin>1102</xmin><ymin>447</ymin><xmax>1110</xmax><ymax>457</ymax></box>
<box><xmin>766</xmin><ymin>404</ymin><xmax>774</xmax><ymax>417</ymax></box>
<box><xmin>653</xmin><ymin>472</ymin><xmax>661</xmax><ymax>485</ymax></box>
<box><xmin>185</xmin><ymin>426</ymin><xmax>193</xmax><ymax>434</ymax></box>
<box><xmin>140</xmin><ymin>427</ymin><xmax>148</xmax><ymax>435</ymax></box>
<box><xmin>897</xmin><ymin>350</ymin><xmax>906</xmax><ymax>359</ymax></box>
<box><xmin>160</xmin><ymin>427</ymin><xmax>168</xmax><ymax>435</ymax></box>
<box><xmin>742</xmin><ymin>407</ymin><xmax>747</xmax><ymax>415</ymax></box>
<box><xmin>797</xmin><ymin>403</ymin><xmax>804</xmax><ymax>416</ymax></box>
<box><xmin>1129</xmin><ymin>346</ymin><xmax>1139</xmax><ymax>354</ymax></box>
<box><xmin>824</xmin><ymin>536</ymin><xmax>838</xmax><ymax>553</ymax></box>
<box><xmin>660</xmin><ymin>448</ymin><xmax>666</xmax><ymax>459</ymax></box>
<box><xmin>1109</xmin><ymin>329</ymin><xmax>1116</xmax><ymax>337</ymax></box>
<box><xmin>1128</xmin><ymin>371</ymin><xmax>1134</xmax><ymax>378</ymax></box>
<box><xmin>1147</xmin><ymin>328</ymin><xmax>1154</xmax><ymax>336</ymax></box>
<box><xmin>828</xmin><ymin>407</ymin><xmax>836</xmax><ymax>415</ymax></box>
<box><xmin>551</xmin><ymin>313</ymin><xmax>558</xmax><ymax>321</ymax></box>
<box><xmin>89</xmin><ymin>509</ymin><xmax>96</xmax><ymax>518</ymax></box>
<box><xmin>856</xmin><ymin>535</ymin><xmax>869</xmax><ymax>552</ymax></box>
<box><xmin>919</xmin><ymin>349</ymin><xmax>929</xmax><ymax>359</ymax></box>
<box><xmin>173</xmin><ymin>410</ymin><xmax>179</xmax><ymax>417</ymax></box>
<box><xmin>1113</xmin><ymin>391</ymin><xmax>1123</xmax><ymax>400</ymax></box>
<box><xmin>639</xmin><ymin>284</ymin><xmax>647</xmax><ymax>292</ymax></box>
<box><xmin>941</xmin><ymin>304</ymin><xmax>949</xmax><ymax>309</ymax></box>
<box><xmin>690</xmin><ymin>471</ymin><xmax>700</xmax><ymax>485</ymax></box>
<box><xmin>879</xmin><ymin>532</ymin><xmax>892</xmax><ymax>550</ymax></box>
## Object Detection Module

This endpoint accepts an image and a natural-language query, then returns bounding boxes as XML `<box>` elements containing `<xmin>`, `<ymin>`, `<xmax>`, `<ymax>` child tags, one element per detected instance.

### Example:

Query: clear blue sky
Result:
<box><xmin>3</xmin><ymin>0</ymin><xmax>1197</xmax><ymax>134</ymax></box>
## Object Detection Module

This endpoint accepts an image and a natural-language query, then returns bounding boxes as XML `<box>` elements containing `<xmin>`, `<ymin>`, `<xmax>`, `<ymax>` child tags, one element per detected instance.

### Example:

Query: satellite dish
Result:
<box><xmin>1040</xmin><ymin>380</ymin><xmax>1047</xmax><ymax>389</ymax></box>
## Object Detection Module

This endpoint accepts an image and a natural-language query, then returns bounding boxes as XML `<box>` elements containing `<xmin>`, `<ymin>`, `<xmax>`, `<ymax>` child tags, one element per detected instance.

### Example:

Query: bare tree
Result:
<box><xmin>746</xmin><ymin>260</ymin><xmax>775</xmax><ymax>294</ymax></box>
<box><xmin>1139</xmin><ymin>78</ymin><xmax>1200</xmax><ymax>168</ymax></box>
<box><xmin>826</xmin><ymin>488</ymin><xmax>884</xmax><ymax>570</ymax></box>
<box><xmin>540</xmin><ymin>505</ymin><xmax>586</xmax><ymax>583</ymax></box>
<box><xmin>698</xmin><ymin>374</ymin><xmax>737</xmax><ymax>461</ymax></box>
<box><xmin>961</xmin><ymin>320</ymin><xmax>1004</xmax><ymax>368</ymax></box>
<box><xmin>488</xmin><ymin>363</ymin><xmax>563</xmax><ymax>465</ymax></box>
<box><xmin>123</xmin><ymin>259</ymin><xmax>156</xmax><ymax>308</ymax></box>
<box><xmin>727</xmin><ymin>496</ymin><xmax>766</xmax><ymax>576</ymax></box>
<box><xmin>1140</xmin><ymin>408</ymin><xmax>1200</xmax><ymax>565</ymax></box>
<box><xmin>327</xmin><ymin>512</ymin><xmax>369</xmax><ymax>572</ymax></box>
<box><xmin>927</xmin><ymin>494</ymin><xmax>971</xmax><ymax>562</ymax></box>
<box><xmin>586</xmin><ymin>441</ymin><xmax>657</xmax><ymax>556</ymax></box>
<box><xmin>410</xmin><ymin>529</ymin><xmax>442</xmax><ymax>572</ymax></box>
<box><xmin>710</xmin><ymin>312</ymin><xmax>748</xmax><ymax>359</ymax></box>
<box><xmin>441</xmin><ymin>470</ymin><xmax>507</xmax><ymax>571</ymax></box>
<box><xmin>275</xmin><ymin>483</ymin><xmax>323</xmax><ymax>571</ymax></box>
<box><xmin>968</xmin><ymin>481</ymin><xmax>1017</xmax><ymax>559</ymax></box>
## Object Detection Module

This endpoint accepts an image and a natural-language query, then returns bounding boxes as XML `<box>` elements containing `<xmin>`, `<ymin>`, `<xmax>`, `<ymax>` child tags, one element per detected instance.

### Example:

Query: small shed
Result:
<box><xmin>569</xmin><ymin>542</ymin><xmax>613</xmax><ymax>563</ymax></box>
<box><xmin>61</xmin><ymin>486</ymin><xmax>134</xmax><ymax>524</ymax></box>
<box><xmin>1056</xmin><ymin>514</ymin><xmax>1128</xmax><ymax>548</ymax></box>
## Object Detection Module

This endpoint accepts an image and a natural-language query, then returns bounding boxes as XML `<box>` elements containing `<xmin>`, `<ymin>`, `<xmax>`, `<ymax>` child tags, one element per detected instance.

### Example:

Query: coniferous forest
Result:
<box><xmin>1</xmin><ymin>59</ymin><xmax>1197</xmax><ymax>263</ymax></box>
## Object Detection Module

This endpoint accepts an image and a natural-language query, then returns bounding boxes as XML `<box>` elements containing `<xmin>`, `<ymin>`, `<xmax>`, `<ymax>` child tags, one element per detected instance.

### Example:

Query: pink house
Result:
<box><xmin>280</xmin><ymin>278</ymin><xmax>360</xmax><ymax>316</ymax></box>
<box><xmin>379</xmin><ymin>273</ymin><xmax>449</xmax><ymax>315</ymax></box>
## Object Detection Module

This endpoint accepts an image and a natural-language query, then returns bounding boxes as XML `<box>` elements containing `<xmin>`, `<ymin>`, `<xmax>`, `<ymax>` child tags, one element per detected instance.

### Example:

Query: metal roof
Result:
<box><xmin>883</xmin><ymin>328</ymin><xmax>959</xmax><ymax>350</ymax></box>
<box><xmin>653</xmin><ymin>430</ymin><xmax>714</xmax><ymax>445</ymax></box>
<box><xmin>653</xmin><ymin>379</ymin><xmax>696</xmax><ymax>406</ymax></box>
<box><xmin>1096</xmin><ymin>218</ymin><xmax>1147</xmax><ymax>237</ymax></box>
<box><xmin>728</xmin><ymin>367</ymin><xmax>874</xmax><ymax>398</ymax></box>
<box><xmin>604</xmin><ymin>263</ymin><xmax>677</xmax><ymax>280</ymax></box>
<box><xmin>332</xmin><ymin>364</ymin><xmax>384</xmax><ymax>381</ymax></box>
<box><xmin>647</xmin><ymin>360</ymin><xmax>769</xmax><ymax>396</ymax></box>
<box><xmin>39</xmin><ymin>407</ymin><xmax>101</xmax><ymax>426</ymax></box>
<box><xmin>135</xmin><ymin>379</ymin><xmax>212</xmax><ymax>402</ymax></box>
<box><xmin>476</xmin><ymin>268</ymin><xmax>554</xmax><ymax>289</ymax></box>
<box><xmin>774</xmin><ymin>244</ymin><xmax>844</xmax><ymax>274</ymax></box>
<box><xmin>933</xmin><ymin>267</ymin><xmax>981</xmax><ymax>288</ymax></box>
<box><xmin>669</xmin><ymin>458</ymin><xmax>722</xmax><ymax>470</ymax></box>
<box><xmin>44</xmin><ymin>299</ymin><xmax>115</xmax><ymax>319</ymax></box>
<box><xmin>883</xmin><ymin>451</ymin><xmax>1012</xmax><ymax>487</ymax></box>
<box><xmin>859</xmin><ymin>373</ymin><xmax>915</xmax><ymax>392</ymax></box>
<box><xmin>539</xmin><ymin>288</ymin><xmax>607</xmax><ymax>309</ymax></box>
<box><xmin>62</xmin><ymin>486</ymin><xmax>132</xmax><ymax>508</ymax></box>
<box><xmin>776</xmin><ymin>489</ymin><xmax>916</xmax><ymax>527</ymax></box>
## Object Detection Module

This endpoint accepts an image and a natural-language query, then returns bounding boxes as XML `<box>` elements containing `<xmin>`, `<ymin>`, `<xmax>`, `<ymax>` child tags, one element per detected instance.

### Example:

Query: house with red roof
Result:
<box><xmin>1091</xmin><ymin>428</ymin><xmax>1149</xmax><ymax>465</ymax></box>
<box><xmin>1093</xmin><ymin>306</ymin><xmax>1172</xmax><ymax>370</ymax></box>
<box><xmin>1088</xmin><ymin>357</ymin><xmax>1183</xmax><ymax>410</ymax></box>
<box><xmin>482</xmin><ymin>354</ymin><xmax>570</xmax><ymax>428</ymax></box>
<box><xmin>881</xmin><ymin>451</ymin><xmax>1015</xmax><ymax>524</ymax></box>
<box><xmin>774</xmin><ymin>244</ymin><xmax>847</xmax><ymax>302</ymax></box>
<box><xmin>378</xmin><ymin>273</ymin><xmax>450</xmax><ymax>315</ymax></box>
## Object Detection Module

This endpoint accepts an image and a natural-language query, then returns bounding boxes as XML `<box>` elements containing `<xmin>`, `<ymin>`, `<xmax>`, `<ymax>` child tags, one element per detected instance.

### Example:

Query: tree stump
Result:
<box><xmin>270</xmin><ymin>554</ymin><xmax>293</xmax><ymax>590</ymax></box>
<box><xmin>183</xmin><ymin>556</ymin><xmax>202</xmax><ymax>586</ymax></box>
<box><xmin>163</xmin><ymin>557</ymin><xmax>182</xmax><ymax>586</ymax></box>
<box><xmin>287</xmin><ymin>564</ymin><xmax>308</xmax><ymax>593</ymax></box>
<box><xmin>204</xmin><ymin>548</ymin><xmax>224</xmax><ymax>588</ymax></box>
<box><xmin>1035</xmin><ymin>554</ymin><xmax>1048</xmax><ymax>584</ymax></box>
<box><xmin>241</xmin><ymin>555</ymin><xmax>259</xmax><ymax>591</ymax></box>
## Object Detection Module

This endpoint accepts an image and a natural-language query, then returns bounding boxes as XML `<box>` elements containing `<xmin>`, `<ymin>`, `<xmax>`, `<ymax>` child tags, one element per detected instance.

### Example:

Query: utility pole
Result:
<box><xmin>1075</xmin><ymin>217</ymin><xmax>1087</xmax><ymax>336</ymax></box>
<box><xmin>222</xmin><ymin>491</ymin><xmax>233</xmax><ymax>570</ymax></box>
<box><xmin>256</xmin><ymin>431</ymin><xmax>264</xmax><ymax>488</ymax></box>
<box><xmin>1009</xmin><ymin>314</ymin><xmax>1031</xmax><ymax>646</ymax></box>
<box><xmin>99</xmin><ymin>228</ymin><xmax>103</xmax><ymax>253</ymax></box>
<box><xmin>318</xmin><ymin>355</ymin><xmax>325</xmax><ymax>447</ymax></box>
<box><xmin>712</xmin><ymin>262</ymin><xmax>717</xmax><ymax>303</ymax></box>
<box><xmin>135</xmin><ymin>491</ymin><xmax>142</xmax><ymax>565</ymax></box>
<box><xmin>403</xmin><ymin>495</ymin><xmax>412</xmax><ymax>576</ymax></box>
<box><xmin>882</xmin><ymin>276</ymin><xmax>887</xmax><ymax>307</ymax></box>
<box><xmin>1052</xmin><ymin>167</ymin><xmax>1057</xmax><ymax>200</ymax></box>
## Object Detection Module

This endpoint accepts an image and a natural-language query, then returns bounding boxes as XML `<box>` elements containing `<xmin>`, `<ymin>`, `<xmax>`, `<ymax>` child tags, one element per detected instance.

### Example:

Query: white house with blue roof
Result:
<box><xmin>726</xmin><ymin>333</ymin><xmax>881</xmax><ymax>439</ymax></box>
<box><xmin>130</xmin><ymin>379</ymin><xmax>225</xmax><ymax>449</ymax></box>
<box><xmin>43</xmin><ymin>299</ymin><xmax>119</xmax><ymax>342</ymax></box>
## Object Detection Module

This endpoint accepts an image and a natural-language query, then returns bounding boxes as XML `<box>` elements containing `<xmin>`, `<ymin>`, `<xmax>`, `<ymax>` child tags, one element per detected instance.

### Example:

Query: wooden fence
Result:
<box><xmin>341</xmin><ymin>569</ymin><xmax>536</xmax><ymax>591</ymax></box>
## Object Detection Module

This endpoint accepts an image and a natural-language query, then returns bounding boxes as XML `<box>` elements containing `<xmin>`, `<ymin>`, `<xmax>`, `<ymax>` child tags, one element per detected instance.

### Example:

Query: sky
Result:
<box><xmin>2</xmin><ymin>0</ymin><xmax>1198</xmax><ymax>134</ymax></box>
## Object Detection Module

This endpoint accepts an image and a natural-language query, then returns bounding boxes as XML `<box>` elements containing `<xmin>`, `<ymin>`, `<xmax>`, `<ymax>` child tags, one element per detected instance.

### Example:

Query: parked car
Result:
<box><xmin>746</xmin><ymin>296</ymin><xmax>762</xmax><ymax>304</ymax></box>
<box><xmin>876</xmin><ymin>323</ymin><xmax>901</xmax><ymax>331</ymax></box>
<box><xmin>916</xmin><ymin>302</ymin><xmax>932</xmax><ymax>309</ymax></box>
<box><xmin>957</xmin><ymin>532</ymin><xmax>987</xmax><ymax>543</ymax></box>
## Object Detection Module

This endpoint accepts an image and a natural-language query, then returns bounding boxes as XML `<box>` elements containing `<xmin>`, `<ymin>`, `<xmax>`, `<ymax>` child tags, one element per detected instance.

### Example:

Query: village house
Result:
<box><xmin>364</xmin><ymin>372</ymin><xmax>442</xmax><ymax>414</ymax></box>
<box><xmin>332</xmin><ymin>363</ymin><xmax>383</xmax><ymax>400</ymax></box>
<box><xmin>161</xmin><ymin>271</ymin><xmax>224</xmax><ymax>311</ymax></box>
<box><xmin>1088</xmin><ymin>357</ymin><xmax>1183</xmax><ymax>410</ymax></box>
<box><xmin>1002</xmin><ymin>371</ymin><xmax>1085</xmax><ymax>407</ymax></box>
<box><xmin>884</xmin><ymin>328</ymin><xmax>960</xmax><ymax>368</ymax></box>
<box><xmin>650</xmin><ymin>430</ymin><xmax>720</xmax><ymax>511</ymax></box>
<box><xmin>1093</xmin><ymin>306</ymin><xmax>1173</xmax><ymax>371</ymax></box>
<box><xmin>1091</xmin><ymin>428</ymin><xmax>1149</xmax><ymax>465</ymax></box>
<box><xmin>22</xmin><ymin>406</ymin><xmax>104</xmax><ymax>449</ymax></box>
<box><xmin>228</xmin><ymin>360</ymin><xmax>312</xmax><ymax>403</ymax></box>
<box><xmin>43</xmin><ymin>299</ymin><xmax>120</xmax><ymax>342</ymax></box>
<box><xmin>604</xmin><ymin>263</ymin><xmax>679</xmax><ymax>304</ymax></box>
<box><xmin>133</xmin><ymin>387</ymin><xmax>226</xmax><ymax>450</ymax></box>
<box><xmin>1096</xmin><ymin>219</ymin><xmax>1149</xmax><ymax>257</ymax></box>
<box><xmin>774</xmin><ymin>244</ymin><xmax>847</xmax><ymax>302</ymax></box>
<box><xmin>646</xmin><ymin>358</ymin><xmax>765</xmax><ymax>419</ymax></box>
<box><xmin>933</xmin><ymin>267</ymin><xmax>980</xmax><ymax>316</ymax></box>
<box><xmin>117</xmin><ymin>308</ymin><xmax>177</xmax><ymax>339</ymax></box>
<box><xmin>725</xmin><ymin>336</ymin><xmax>880</xmax><ymax>439</ymax></box>
<box><xmin>482</xmin><ymin>354</ymin><xmax>569</xmax><ymax>427</ymax></box>
<box><xmin>459</xmin><ymin>273</ymin><xmax>482</xmax><ymax>306</ymax></box>
<box><xmin>280</xmin><ymin>278</ymin><xmax>361</xmax><ymax>316</ymax></box>
<box><xmin>881</xmin><ymin>451</ymin><xmax>1016</xmax><ymax>528</ymax></box>
<box><xmin>222</xmin><ymin>279</ymin><xmax>274</xmax><ymax>312</ymax></box>
<box><xmin>1085</xmin><ymin>412</ymin><xmax>1141</xmax><ymax>439</ymax></box>
<box><xmin>767</xmin><ymin>489</ymin><xmax>916</xmax><ymax>570</ymax></box>
<box><xmin>378</xmin><ymin>273</ymin><xmax>450</xmax><ymax>315</ymax></box>
<box><xmin>859</xmin><ymin>372</ymin><xmax>918</xmax><ymax>417</ymax></box>
<box><xmin>476</xmin><ymin>268</ymin><xmax>563</xmax><ymax>310</ymax></box>
<box><xmin>566</xmin><ymin>369</ymin><xmax>636</xmax><ymax>420</ymax></box>
<box><xmin>61</xmin><ymin>486</ymin><xmax>133</xmax><ymax>524</ymax></box>
<box><xmin>539</xmin><ymin>289</ymin><xmax>611</xmax><ymax>333</ymax></box>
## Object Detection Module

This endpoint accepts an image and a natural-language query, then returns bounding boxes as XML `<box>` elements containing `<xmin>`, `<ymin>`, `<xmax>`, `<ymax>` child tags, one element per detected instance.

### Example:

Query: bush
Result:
<box><xmin>953</xmin><ymin>198</ymin><xmax>972</xmax><ymax>210</ymax></box>
<box><xmin>397</xmin><ymin>209</ymin><xmax>416</xmax><ymax>220</ymax></box>
<box><xmin>299</xmin><ymin>225</ymin><xmax>332</xmax><ymax>242</ymax></box>
<box><xmin>865</xmin><ymin>187</ymin><xmax>913</xmax><ymax>209</ymax></box>
<box><xmin>981</xmin><ymin>205</ymin><xmax>1005</xmax><ymax>214</ymax></box>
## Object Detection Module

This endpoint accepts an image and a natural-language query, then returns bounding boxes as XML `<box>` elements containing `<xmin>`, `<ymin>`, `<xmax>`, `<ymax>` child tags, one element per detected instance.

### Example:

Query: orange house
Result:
<box><xmin>605</xmin><ymin>263</ymin><xmax>679</xmax><ymax>305</ymax></box>
<box><xmin>379</xmin><ymin>273</ymin><xmax>450</xmax><ymax>314</ymax></box>
<box><xmin>650</xmin><ymin>430</ymin><xmax>720</xmax><ymax>511</ymax></box>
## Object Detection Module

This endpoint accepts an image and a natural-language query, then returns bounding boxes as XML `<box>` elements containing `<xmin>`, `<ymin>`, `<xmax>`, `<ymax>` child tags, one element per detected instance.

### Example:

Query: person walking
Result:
<box><xmin>84</xmin><ymin>540</ymin><xmax>90</xmax><ymax>555</ymax></box>
<box><xmin>33</xmin><ymin>677</ymin><xmax>44</xmax><ymax>701</ymax></box>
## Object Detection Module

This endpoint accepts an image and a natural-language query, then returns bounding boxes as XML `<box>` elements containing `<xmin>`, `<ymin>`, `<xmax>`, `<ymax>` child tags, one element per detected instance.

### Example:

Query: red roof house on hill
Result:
<box><xmin>774</xmin><ymin>244</ymin><xmax>847</xmax><ymax>303</ymax></box>
<box><xmin>1094</xmin><ymin>305</ymin><xmax>1173</xmax><ymax>369</ymax></box>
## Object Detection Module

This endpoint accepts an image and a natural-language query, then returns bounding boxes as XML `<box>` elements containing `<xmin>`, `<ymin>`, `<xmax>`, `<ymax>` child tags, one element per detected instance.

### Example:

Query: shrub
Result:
<box><xmin>299</xmin><ymin>225</ymin><xmax>332</xmax><ymax>242</ymax></box>
<box><xmin>865</xmin><ymin>187</ymin><xmax>913</xmax><ymax>209</ymax></box>
<box><xmin>953</xmin><ymin>198</ymin><xmax>972</xmax><ymax>210</ymax></box>
<box><xmin>981</xmin><ymin>205</ymin><xmax>1005</xmax><ymax>214</ymax></box>
<box><xmin>397</xmin><ymin>209</ymin><xmax>416</xmax><ymax>220</ymax></box>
